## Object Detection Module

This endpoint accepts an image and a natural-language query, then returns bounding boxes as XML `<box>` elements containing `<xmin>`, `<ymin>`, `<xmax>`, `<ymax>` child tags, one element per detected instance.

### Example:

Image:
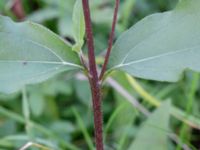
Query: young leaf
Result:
<box><xmin>72</xmin><ymin>0</ymin><xmax>85</xmax><ymax>52</ymax></box>
<box><xmin>0</xmin><ymin>15</ymin><xmax>82</xmax><ymax>93</ymax></box>
<box><xmin>128</xmin><ymin>101</ymin><xmax>171</xmax><ymax>150</ymax></box>
<box><xmin>108</xmin><ymin>0</ymin><xmax>200</xmax><ymax>82</ymax></box>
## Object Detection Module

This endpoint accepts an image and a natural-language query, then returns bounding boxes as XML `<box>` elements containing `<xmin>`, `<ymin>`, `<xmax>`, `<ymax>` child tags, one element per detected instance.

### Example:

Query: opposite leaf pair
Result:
<box><xmin>0</xmin><ymin>0</ymin><xmax>200</xmax><ymax>93</ymax></box>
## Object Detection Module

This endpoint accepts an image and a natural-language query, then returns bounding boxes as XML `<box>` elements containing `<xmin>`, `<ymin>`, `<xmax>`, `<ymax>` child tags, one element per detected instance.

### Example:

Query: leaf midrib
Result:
<box><xmin>116</xmin><ymin>11</ymin><xmax>193</xmax><ymax>68</ymax></box>
<box><xmin>0</xmin><ymin>31</ymin><xmax>81</xmax><ymax>68</ymax></box>
<box><xmin>114</xmin><ymin>44</ymin><xmax>200</xmax><ymax>69</ymax></box>
<box><xmin>0</xmin><ymin>60</ymin><xmax>82</xmax><ymax>68</ymax></box>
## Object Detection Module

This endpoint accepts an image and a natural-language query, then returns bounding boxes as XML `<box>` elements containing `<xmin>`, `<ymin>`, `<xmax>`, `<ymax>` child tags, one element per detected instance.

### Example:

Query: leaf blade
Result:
<box><xmin>128</xmin><ymin>101</ymin><xmax>171</xmax><ymax>150</ymax></box>
<box><xmin>0</xmin><ymin>15</ymin><xmax>81</xmax><ymax>93</ymax></box>
<box><xmin>72</xmin><ymin>0</ymin><xmax>85</xmax><ymax>52</ymax></box>
<box><xmin>108</xmin><ymin>0</ymin><xmax>200</xmax><ymax>82</ymax></box>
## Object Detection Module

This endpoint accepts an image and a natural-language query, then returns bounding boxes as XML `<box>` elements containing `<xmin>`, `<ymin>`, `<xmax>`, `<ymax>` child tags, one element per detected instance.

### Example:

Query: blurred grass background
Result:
<box><xmin>1</xmin><ymin>0</ymin><xmax>200</xmax><ymax>150</ymax></box>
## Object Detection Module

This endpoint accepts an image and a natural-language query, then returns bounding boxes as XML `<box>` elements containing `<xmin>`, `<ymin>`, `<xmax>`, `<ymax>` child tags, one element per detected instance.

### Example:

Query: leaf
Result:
<box><xmin>58</xmin><ymin>15</ymin><xmax>74</xmax><ymax>37</ymax></box>
<box><xmin>0</xmin><ymin>15</ymin><xmax>82</xmax><ymax>93</ymax></box>
<box><xmin>74</xmin><ymin>79</ymin><xmax>91</xmax><ymax>105</ymax></box>
<box><xmin>29</xmin><ymin>91</ymin><xmax>45</xmax><ymax>117</ymax></box>
<box><xmin>29</xmin><ymin>0</ymin><xmax>75</xmax><ymax>37</ymax></box>
<box><xmin>108</xmin><ymin>0</ymin><xmax>200</xmax><ymax>82</ymax></box>
<box><xmin>91</xmin><ymin>7</ymin><xmax>114</xmax><ymax>25</ymax></box>
<box><xmin>128</xmin><ymin>101</ymin><xmax>171</xmax><ymax>150</ymax></box>
<box><xmin>72</xmin><ymin>0</ymin><xmax>85</xmax><ymax>52</ymax></box>
<box><xmin>27</xmin><ymin>8</ymin><xmax>59</xmax><ymax>23</ymax></box>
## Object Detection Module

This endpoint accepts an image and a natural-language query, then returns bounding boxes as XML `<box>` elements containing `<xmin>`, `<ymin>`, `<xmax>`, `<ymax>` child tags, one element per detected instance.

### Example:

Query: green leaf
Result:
<box><xmin>0</xmin><ymin>15</ymin><xmax>82</xmax><ymax>93</ymax></box>
<box><xmin>29</xmin><ymin>0</ymin><xmax>75</xmax><ymax>37</ymax></box>
<box><xmin>27</xmin><ymin>8</ymin><xmax>59</xmax><ymax>23</ymax></box>
<box><xmin>72</xmin><ymin>0</ymin><xmax>85</xmax><ymax>52</ymax></box>
<box><xmin>58</xmin><ymin>15</ymin><xmax>74</xmax><ymax>37</ymax></box>
<box><xmin>108</xmin><ymin>0</ymin><xmax>200</xmax><ymax>82</ymax></box>
<box><xmin>29</xmin><ymin>91</ymin><xmax>45</xmax><ymax>117</ymax></box>
<box><xmin>91</xmin><ymin>7</ymin><xmax>114</xmax><ymax>25</ymax></box>
<box><xmin>74</xmin><ymin>79</ymin><xmax>91</xmax><ymax>105</ymax></box>
<box><xmin>128</xmin><ymin>101</ymin><xmax>171</xmax><ymax>150</ymax></box>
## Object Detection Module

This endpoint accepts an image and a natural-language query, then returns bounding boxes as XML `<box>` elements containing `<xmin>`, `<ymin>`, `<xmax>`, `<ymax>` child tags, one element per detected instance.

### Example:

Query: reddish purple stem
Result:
<box><xmin>11</xmin><ymin>0</ymin><xmax>25</xmax><ymax>20</ymax></box>
<box><xmin>82</xmin><ymin>0</ymin><xmax>104</xmax><ymax>150</ymax></box>
<box><xmin>99</xmin><ymin>0</ymin><xmax>120</xmax><ymax>80</ymax></box>
<box><xmin>81</xmin><ymin>0</ymin><xmax>120</xmax><ymax>149</ymax></box>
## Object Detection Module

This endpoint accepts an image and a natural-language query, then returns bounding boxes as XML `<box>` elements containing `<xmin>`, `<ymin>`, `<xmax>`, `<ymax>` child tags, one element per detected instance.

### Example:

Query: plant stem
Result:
<box><xmin>99</xmin><ymin>0</ymin><xmax>120</xmax><ymax>81</ymax></box>
<box><xmin>81</xmin><ymin>0</ymin><xmax>104</xmax><ymax>150</ymax></box>
<box><xmin>11</xmin><ymin>0</ymin><xmax>25</xmax><ymax>19</ymax></box>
